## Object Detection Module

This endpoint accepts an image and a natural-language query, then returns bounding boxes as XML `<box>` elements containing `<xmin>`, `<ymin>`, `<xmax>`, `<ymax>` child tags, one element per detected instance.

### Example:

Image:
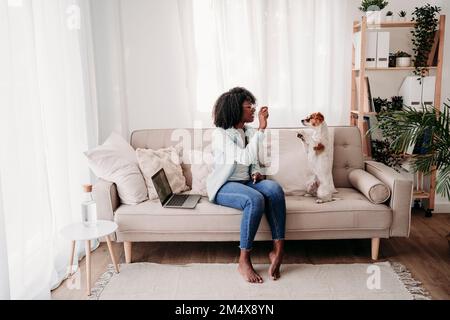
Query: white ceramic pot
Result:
<box><xmin>385</xmin><ymin>15</ymin><xmax>393</xmax><ymax>22</ymax></box>
<box><xmin>366</xmin><ymin>11</ymin><xmax>381</xmax><ymax>24</ymax></box>
<box><xmin>398</xmin><ymin>16</ymin><xmax>407</xmax><ymax>22</ymax></box>
<box><xmin>396</xmin><ymin>57</ymin><xmax>412</xmax><ymax>67</ymax></box>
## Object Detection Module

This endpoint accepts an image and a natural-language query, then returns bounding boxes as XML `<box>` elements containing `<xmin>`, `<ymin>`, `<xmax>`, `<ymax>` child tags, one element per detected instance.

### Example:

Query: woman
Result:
<box><xmin>206</xmin><ymin>87</ymin><xmax>286</xmax><ymax>283</ymax></box>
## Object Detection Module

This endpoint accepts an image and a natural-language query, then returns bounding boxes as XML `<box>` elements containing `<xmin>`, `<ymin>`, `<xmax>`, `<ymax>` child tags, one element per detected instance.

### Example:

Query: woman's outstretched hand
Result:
<box><xmin>258</xmin><ymin>106</ymin><xmax>269</xmax><ymax>130</ymax></box>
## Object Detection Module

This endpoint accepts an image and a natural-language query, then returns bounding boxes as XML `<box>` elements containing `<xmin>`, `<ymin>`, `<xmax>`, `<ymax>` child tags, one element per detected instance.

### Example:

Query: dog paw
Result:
<box><xmin>304</xmin><ymin>193</ymin><xmax>313</xmax><ymax>197</ymax></box>
<box><xmin>316</xmin><ymin>199</ymin><xmax>323</xmax><ymax>204</ymax></box>
<box><xmin>297</xmin><ymin>132</ymin><xmax>304</xmax><ymax>140</ymax></box>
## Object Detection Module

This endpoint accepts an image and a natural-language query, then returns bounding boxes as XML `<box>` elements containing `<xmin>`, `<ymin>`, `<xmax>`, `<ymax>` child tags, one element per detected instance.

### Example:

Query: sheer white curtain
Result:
<box><xmin>0</xmin><ymin>0</ymin><xmax>98</xmax><ymax>299</ymax></box>
<box><xmin>178</xmin><ymin>0</ymin><xmax>353</xmax><ymax>127</ymax></box>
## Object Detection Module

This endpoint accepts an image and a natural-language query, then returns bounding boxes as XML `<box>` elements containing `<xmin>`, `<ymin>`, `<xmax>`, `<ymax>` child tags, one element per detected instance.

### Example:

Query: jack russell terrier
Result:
<box><xmin>297</xmin><ymin>112</ymin><xmax>338</xmax><ymax>203</ymax></box>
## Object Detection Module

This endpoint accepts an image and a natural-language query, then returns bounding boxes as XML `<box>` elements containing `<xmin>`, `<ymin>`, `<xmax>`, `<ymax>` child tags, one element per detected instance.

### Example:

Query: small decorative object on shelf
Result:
<box><xmin>395</xmin><ymin>51</ymin><xmax>412</xmax><ymax>67</ymax></box>
<box><xmin>398</xmin><ymin>10</ymin><xmax>407</xmax><ymax>22</ymax></box>
<box><xmin>390</xmin><ymin>96</ymin><xmax>404</xmax><ymax>111</ymax></box>
<box><xmin>388</xmin><ymin>53</ymin><xmax>396</xmax><ymax>67</ymax></box>
<box><xmin>373</xmin><ymin>97</ymin><xmax>389</xmax><ymax>113</ymax></box>
<box><xmin>359</xmin><ymin>0</ymin><xmax>389</xmax><ymax>24</ymax></box>
<box><xmin>385</xmin><ymin>11</ymin><xmax>393</xmax><ymax>22</ymax></box>
<box><xmin>81</xmin><ymin>184</ymin><xmax>97</xmax><ymax>227</ymax></box>
<box><xmin>411</xmin><ymin>4</ymin><xmax>441</xmax><ymax>78</ymax></box>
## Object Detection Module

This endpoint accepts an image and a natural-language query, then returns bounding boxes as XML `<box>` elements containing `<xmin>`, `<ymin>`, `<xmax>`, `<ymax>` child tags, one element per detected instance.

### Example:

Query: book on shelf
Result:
<box><xmin>355</xmin><ymin>76</ymin><xmax>373</xmax><ymax>112</ymax></box>
<box><xmin>427</xmin><ymin>31</ymin><xmax>440</xmax><ymax>67</ymax></box>
<box><xmin>365</xmin><ymin>77</ymin><xmax>374</xmax><ymax>112</ymax></box>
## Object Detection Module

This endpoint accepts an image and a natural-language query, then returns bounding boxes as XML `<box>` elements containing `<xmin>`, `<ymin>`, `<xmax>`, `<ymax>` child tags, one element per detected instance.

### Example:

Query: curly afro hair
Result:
<box><xmin>212</xmin><ymin>87</ymin><xmax>256</xmax><ymax>129</ymax></box>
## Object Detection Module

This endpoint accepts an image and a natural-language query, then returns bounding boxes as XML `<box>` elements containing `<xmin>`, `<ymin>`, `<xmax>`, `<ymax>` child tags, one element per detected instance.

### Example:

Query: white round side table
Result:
<box><xmin>60</xmin><ymin>220</ymin><xmax>119</xmax><ymax>296</ymax></box>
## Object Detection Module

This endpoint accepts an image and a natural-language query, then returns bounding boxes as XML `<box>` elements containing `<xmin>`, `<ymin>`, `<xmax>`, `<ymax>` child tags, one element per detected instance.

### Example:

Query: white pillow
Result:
<box><xmin>182</xmin><ymin>150</ymin><xmax>214</xmax><ymax>197</ymax></box>
<box><xmin>265</xmin><ymin>129</ymin><xmax>337</xmax><ymax>195</ymax></box>
<box><xmin>84</xmin><ymin>132</ymin><xmax>148</xmax><ymax>205</ymax></box>
<box><xmin>136</xmin><ymin>146</ymin><xmax>190</xmax><ymax>200</ymax></box>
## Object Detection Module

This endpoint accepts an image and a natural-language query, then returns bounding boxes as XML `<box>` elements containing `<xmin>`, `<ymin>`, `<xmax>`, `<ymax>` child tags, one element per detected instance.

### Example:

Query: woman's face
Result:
<box><xmin>241</xmin><ymin>100</ymin><xmax>256</xmax><ymax>123</ymax></box>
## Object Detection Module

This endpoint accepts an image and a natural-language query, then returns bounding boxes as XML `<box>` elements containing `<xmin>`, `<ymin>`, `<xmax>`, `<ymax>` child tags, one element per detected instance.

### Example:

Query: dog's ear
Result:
<box><xmin>315</xmin><ymin>112</ymin><xmax>325</xmax><ymax>122</ymax></box>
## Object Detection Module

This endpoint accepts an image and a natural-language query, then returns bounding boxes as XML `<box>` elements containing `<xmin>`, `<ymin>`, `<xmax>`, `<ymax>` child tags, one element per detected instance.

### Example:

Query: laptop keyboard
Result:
<box><xmin>166</xmin><ymin>195</ymin><xmax>189</xmax><ymax>207</ymax></box>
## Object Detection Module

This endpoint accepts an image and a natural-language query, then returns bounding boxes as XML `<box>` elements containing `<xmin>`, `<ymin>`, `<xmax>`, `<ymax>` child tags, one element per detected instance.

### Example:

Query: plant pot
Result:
<box><xmin>366</xmin><ymin>11</ymin><xmax>381</xmax><ymax>24</ymax></box>
<box><xmin>385</xmin><ymin>16</ymin><xmax>393</xmax><ymax>23</ymax></box>
<box><xmin>398</xmin><ymin>16</ymin><xmax>407</xmax><ymax>22</ymax></box>
<box><xmin>396</xmin><ymin>57</ymin><xmax>411</xmax><ymax>67</ymax></box>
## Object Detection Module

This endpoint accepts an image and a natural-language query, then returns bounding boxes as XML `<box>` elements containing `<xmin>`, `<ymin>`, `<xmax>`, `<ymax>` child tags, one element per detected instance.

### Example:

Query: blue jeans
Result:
<box><xmin>215</xmin><ymin>180</ymin><xmax>286</xmax><ymax>250</ymax></box>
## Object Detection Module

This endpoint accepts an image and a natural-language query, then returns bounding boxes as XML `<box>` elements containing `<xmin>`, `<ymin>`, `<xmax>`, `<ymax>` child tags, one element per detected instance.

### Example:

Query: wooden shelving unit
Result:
<box><xmin>350</xmin><ymin>15</ymin><xmax>446</xmax><ymax>216</ymax></box>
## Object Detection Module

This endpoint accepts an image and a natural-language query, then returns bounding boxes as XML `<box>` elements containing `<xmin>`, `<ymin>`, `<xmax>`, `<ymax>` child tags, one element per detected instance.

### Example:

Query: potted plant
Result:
<box><xmin>390</xmin><ymin>96</ymin><xmax>404</xmax><ymax>111</ymax></box>
<box><xmin>370</xmin><ymin>139</ymin><xmax>406</xmax><ymax>172</ymax></box>
<box><xmin>373</xmin><ymin>97</ymin><xmax>389</xmax><ymax>113</ymax></box>
<box><xmin>398</xmin><ymin>10</ymin><xmax>407</xmax><ymax>22</ymax></box>
<box><xmin>411</xmin><ymin>4</ymin><xmax>441</xmax><ymax>78</ymax></box>
<box><xmin>372</xmin><ymin>101</ymin><xmax>450</xmax><ymax>217</ymax></box>
<box><xmin>395</xmin><ymin>51</ymin><xmax>412</xmax><ymax>67</ymax></box>
<box><xmin>385</xmin><ymin>11</ymin><xmax>393</xmax><ymax>22</ymax></box>
<box><xmin>359</xmin><ymin>0</ymin><xmax>389</xmax><ymax>24</ymax></box>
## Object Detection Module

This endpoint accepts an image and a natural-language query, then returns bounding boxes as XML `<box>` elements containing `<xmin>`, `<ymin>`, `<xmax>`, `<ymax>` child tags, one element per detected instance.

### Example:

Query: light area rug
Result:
<box><xmin>90</xmin><ymin>262</ymin><xmax>430</xmax><ymax>300</ymax></box>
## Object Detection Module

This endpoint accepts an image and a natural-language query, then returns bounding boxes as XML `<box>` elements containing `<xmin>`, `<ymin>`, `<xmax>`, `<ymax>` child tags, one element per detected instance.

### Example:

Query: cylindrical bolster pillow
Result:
<box><xmin>348</xmin><ymin>169</ymin><xmax>391</xmax><ymax>204</ymax></box>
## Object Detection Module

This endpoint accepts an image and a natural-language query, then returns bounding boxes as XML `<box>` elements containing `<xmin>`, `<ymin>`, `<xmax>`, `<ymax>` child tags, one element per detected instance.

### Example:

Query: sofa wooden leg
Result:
<box><xmin>124</xmin><ymin>241</ymin><xmax>132</xmax><ymax>264</ymax></box>
<box><xmin>371</xmin><ymin>238</ymin><xmax>380</xmax><ymax>261</ymax></box>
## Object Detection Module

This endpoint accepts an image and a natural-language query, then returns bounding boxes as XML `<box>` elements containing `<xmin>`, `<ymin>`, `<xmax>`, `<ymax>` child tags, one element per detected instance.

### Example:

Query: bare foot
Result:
<box><xmin>238</xmin><ymin>260</ymin><xmax>263</xmax><ymax>284</ymax></box>
<box><xmin>268</xmin><ymin>251</ymin><xmax>282</xmax><ymax>280</ymax></box>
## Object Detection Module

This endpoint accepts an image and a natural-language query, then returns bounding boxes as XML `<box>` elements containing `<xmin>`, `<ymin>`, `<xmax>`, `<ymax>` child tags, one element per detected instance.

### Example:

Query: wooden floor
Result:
<box><xmin>52</xmin><ymin>209</ymin><xmax>450</xmax><ymax>300</ymax></box>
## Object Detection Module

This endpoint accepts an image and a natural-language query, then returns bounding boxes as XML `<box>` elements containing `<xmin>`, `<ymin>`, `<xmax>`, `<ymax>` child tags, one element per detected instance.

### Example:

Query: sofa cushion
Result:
<box><xmin>85</xmin><ymin>132</ymin><xmax>148</xmax><ymax>205</ymax></box>
<box><xmin>348</xmin><ymin>169</ymin><xmax>390</xmax><ymax>204</ymax></box>
<box><xmin>129</xmin><ymin>127</ymin><xmax>364</xmax><ymax>190</ymax></box>
<box><xmin>114</xmin><ymin>188</ymin><xmax>391</xmax><ymax>233</ymax></box>
<box><xmin>332</xmin><ymin>127</ymin><xmax>364</xmax><ymax>187</ymax></box>
<box><xmin>136</xmin><ymin>146</ymin><xmax>190</xmax><ymax>200</ymax></box>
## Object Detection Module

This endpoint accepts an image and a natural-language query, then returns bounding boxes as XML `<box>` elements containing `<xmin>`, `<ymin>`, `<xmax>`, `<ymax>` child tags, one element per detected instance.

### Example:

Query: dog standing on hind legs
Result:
<box><xmin>297</xmin><ymin>112</ymin><xmax>338</xmax><ymax>203</ymax></box>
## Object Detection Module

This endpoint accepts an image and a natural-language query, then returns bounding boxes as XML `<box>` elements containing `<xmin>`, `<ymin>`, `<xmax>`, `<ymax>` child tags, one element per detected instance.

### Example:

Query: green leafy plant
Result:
<box><xmin>371</xmin><ymin>139</ymin><xmax>406</xmax><ymax>172</ymax></box>
<box><xmin>372</xmin><ymin>101</ymin><xmax>450</xmax><ymax>200</ymax></box>
<box><xmin>395</xmin><ymin>51</ymin><xmax>411</xmax><ymax>58</ymax></box>
<box><xmin>390</xmin><ymin>96</ymin><xmax>404</xmax><ymax>111</ymax></box>
<box><xmin>386</xmin><ymin>11</ymin><xmax>393</xmax><ymax>16</ymax></box>
<box><xmin>411</xmin><ymin>4</ymin><xmax>441</xmax><ymax>78</ymax></box>
<box><xmin>359</xmin><ymin>0</ymin><xmax>389</xmax><ymax>12</ymax></box>
<box><xmin>398</xmin><ymin>10</ymin><xmax>407</xmax><ymax>17</ymax></box>
<box><xmin>373</xmin><ymin>97</ymin><xmax>389</xmax><ymax>113</ymax></box>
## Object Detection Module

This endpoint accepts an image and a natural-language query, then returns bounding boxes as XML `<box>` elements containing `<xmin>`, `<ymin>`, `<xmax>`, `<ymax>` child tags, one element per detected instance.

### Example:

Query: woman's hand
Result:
<box><xmin>258</xmin><ymin>107</ymin><xmax>269</xmax><ymax>130</ymax></box>
<box><xmin>251</xmin><ymin>172</ymin><xmax>264</xmax><ymax>184</ymax></box>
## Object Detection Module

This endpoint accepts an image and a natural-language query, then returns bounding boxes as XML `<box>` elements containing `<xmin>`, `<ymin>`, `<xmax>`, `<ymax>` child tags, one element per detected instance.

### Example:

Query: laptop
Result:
<box><xmin>151</xmin><ymin>168</ymin><xmax>201</xmax><ymax>209</ymax></box>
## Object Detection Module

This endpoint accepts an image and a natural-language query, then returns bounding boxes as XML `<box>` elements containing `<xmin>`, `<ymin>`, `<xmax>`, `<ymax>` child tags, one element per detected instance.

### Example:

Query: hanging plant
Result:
<box><xmin>411</xmin><ymin>4</ymin><xmax>441</xmax><ymax>78</ymax></box>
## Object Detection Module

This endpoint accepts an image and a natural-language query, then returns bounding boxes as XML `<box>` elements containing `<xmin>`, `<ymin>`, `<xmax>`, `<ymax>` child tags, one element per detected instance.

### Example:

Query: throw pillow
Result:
<box><xmin>348</xmin><ymin>169</ymin><xmax>390</xmax><ymax>204</ymax></box>
<box><xmin>182</xmin><ymin>149</ymin><xmax>214</xmax><ymax>197</ymax></box>
<box><xmin>136</xmin><ymin>146</ymin><xmax>190</xmax><ymax>200</ymax></box>
<box><xmin>84</xmin><ymin>132</ymin><xmax>148</xmax><ymax>205</ymax></box>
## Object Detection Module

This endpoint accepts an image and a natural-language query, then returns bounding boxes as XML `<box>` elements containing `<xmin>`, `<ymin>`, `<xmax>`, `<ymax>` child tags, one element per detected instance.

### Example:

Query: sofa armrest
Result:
<box><xmin>365</xmin><ymin>161</ymin><xmax>413</xmax><ymax>237</ymax></box>
<box><xmin>93</xmin><ymin>179</ymin><xmax>120</xmax><ymax>222</ymax></box>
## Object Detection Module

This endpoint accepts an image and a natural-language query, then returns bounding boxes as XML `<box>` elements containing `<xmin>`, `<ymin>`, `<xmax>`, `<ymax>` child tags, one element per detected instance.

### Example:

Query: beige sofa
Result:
<box><xmin>94</xmin><ymin>126</ymin><xmax>413</xmax><ymax>263</ymax></box>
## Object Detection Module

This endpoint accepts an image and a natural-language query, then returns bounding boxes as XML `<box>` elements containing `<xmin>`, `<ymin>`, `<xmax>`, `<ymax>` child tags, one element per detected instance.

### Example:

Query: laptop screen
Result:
<box><xmin>151</xmin><ymin>168</ymin><xmax>173</xmax><ymax>205</ymax></box>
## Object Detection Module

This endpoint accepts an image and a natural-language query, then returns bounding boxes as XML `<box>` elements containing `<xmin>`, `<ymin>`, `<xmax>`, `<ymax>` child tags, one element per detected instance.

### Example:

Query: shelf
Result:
<box><xmin>351</xmin><ymin>111</ymin><xmax>377</xmax><ymax>116</ymax></box>
<box><xmin>353</xmin><ymin>67</ymin><xmax>437</xmax><ymax>72</ymax></box>
<box><xmin>413</xmin><ymin>191</ymin><xmax>430</xmax><ymax>199</ymax></box>
<box><xmin>354</xmin><ymin>21</ymin><xmax>416</xmax><ymax>31</ymax></box>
